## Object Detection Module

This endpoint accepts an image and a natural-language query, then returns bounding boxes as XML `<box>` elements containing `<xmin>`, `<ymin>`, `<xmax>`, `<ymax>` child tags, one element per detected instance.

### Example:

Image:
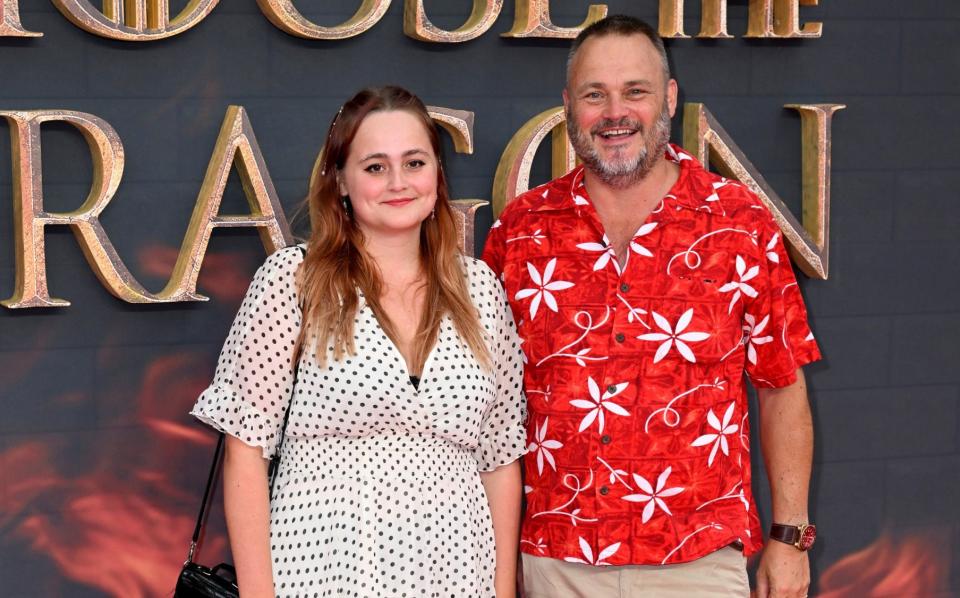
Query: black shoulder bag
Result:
<box><xmin>175</xmin><ymin>246</ymin><xmax>304</xmax><ymax>598</ymax></box>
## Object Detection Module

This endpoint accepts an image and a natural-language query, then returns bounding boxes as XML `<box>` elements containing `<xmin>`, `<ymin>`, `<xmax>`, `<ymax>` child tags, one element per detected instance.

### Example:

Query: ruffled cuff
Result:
<box><xmin>190</xmin><ymin>383</ymin><xmax>280</xmax><ymax>460</ymax></box>
<box><xmin>475</xmin><ymin>421</ymin><xmax>528</xmax><ymax>473</ymax></box>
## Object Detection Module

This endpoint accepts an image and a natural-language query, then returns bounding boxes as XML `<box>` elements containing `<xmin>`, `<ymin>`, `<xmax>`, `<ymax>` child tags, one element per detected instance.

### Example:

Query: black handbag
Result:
<box><xmin>174</xmin><ymin>433</ymin><xmax>239</xmax><ymax>598</ymax></box>
<box><xmin>176</xmin><ymin>388</ymin><xmax>297</xmax><ymax>597</ymax></box>
<box><xmin>177</xmin><ymin>245</ymin><xmax>304</xmax><ymax>597</ymax></box>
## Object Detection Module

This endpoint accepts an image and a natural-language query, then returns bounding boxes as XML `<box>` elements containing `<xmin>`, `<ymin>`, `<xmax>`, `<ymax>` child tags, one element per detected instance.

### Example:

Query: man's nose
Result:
<box><xmin>602</xmin><ymin>94</ymin><xmax>629</xmax><ymax>121</ymax></box>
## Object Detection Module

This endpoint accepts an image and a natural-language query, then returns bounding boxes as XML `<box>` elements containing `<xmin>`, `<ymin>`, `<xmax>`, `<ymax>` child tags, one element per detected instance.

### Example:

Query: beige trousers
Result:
<box><xmin>521</xmin><ymin>546</ymin><xmax>750</xmax><ymax>598</ymax></box>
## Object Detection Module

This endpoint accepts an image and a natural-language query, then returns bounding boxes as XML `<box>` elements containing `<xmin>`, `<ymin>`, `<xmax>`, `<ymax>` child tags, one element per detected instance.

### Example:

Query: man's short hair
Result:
<box><xmin>566</xmin><ymin>15</ymin><xmax>671</xmax><ymax>87</ymax></box>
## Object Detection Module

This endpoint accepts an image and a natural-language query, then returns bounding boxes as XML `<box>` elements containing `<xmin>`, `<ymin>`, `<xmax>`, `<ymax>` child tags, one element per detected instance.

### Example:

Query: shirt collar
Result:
<box><xmin>531</xmin><ymin>143</ymin><xmax>708</xmax><ymax>213</ymax></box>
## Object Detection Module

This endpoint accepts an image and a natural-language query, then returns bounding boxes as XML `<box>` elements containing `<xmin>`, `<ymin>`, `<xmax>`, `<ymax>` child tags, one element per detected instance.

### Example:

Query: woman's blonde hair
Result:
<box><xmin>297</xmin><ymin>86</ymin><xmax>491</xmax><ymax>373</ymax></box>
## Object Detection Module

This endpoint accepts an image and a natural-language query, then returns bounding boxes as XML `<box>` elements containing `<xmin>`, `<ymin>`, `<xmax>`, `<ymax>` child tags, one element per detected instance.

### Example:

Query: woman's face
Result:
<box><xmin>338</xmin><ymin>110</ymin><xmax>439</xmax><ymax>239</ymax></box>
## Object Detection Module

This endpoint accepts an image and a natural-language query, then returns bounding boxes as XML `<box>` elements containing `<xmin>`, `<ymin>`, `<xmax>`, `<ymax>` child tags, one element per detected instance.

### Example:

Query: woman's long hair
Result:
<box><xmin>297</xmin><ymin>86</ymin><xmax>491</xmax><ymax>373</ymax></box>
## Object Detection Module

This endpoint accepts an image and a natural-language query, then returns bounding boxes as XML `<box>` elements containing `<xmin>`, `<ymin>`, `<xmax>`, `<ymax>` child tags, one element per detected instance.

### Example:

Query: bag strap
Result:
<box><xmin>186</xmin><ymin>244</ymin><xmax>307</xmax><ymax>564</ymax></box>
<box><xmin>186</xmin><ymin>431</ymin><xmax>225</xmax><ymax>564</ymax></box>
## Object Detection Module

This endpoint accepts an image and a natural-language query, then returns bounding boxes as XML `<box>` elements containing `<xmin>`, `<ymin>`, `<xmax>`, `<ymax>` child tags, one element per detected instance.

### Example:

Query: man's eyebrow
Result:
<box><xmin>575</xmin><ymin>79</ymin><xmax>656</xmax><ymax>93</ymax></box>
<box><xmin>358</xmin><ymin>148</ymin><xmax>429</xmax><ymax>162</ymax></box>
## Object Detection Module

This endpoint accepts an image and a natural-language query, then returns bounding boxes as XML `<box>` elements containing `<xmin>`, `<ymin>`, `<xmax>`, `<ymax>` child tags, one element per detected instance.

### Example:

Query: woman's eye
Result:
<box><xmin>406</xmin><ymin>159</ymin><xmax>426</xmax><ymax>169</ymax></box>
<box><xmin>364</xmin><ymin>163</ymin><xmax>385</xmax><ymax>173</ymax></box>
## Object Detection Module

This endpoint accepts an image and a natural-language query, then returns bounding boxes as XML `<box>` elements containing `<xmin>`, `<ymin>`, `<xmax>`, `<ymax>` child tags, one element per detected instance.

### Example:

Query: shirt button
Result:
<box><xmin>600</xmin><ymin>434</ymin><xmax>612</xmax><ymax>445</ymax></box>
<box><xmin>620</xmin><ymin>283</ymin><xmax>630</xmax><ymax>292</ymax></box>
<box><xmin>599</xmin><ymin>486</ymin><xmax>610</xmax><ymax>496</ymax></box>
<box><xmin>607</xmin><ymin>384</ymin><xmax>617</xmax><ymax>394</ymax></box>
<box><xmin>615</xmin><ymin>333</ymin><xmax>625</xmax><ymax>343</ymax></box>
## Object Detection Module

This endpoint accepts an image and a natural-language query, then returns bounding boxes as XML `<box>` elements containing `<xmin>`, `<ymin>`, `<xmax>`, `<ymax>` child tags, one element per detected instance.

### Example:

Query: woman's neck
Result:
<box><xmin>363</xmin><ymin>228</ymin><xmax>423</xmax><ymax>288</ymax></box>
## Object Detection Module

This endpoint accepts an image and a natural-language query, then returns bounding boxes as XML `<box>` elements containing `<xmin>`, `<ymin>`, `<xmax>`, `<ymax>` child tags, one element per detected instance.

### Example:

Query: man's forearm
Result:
<box><xmin>758</xmin><ymin>368</ymin><xmax>813</xmax><ymax>524</ymax></box>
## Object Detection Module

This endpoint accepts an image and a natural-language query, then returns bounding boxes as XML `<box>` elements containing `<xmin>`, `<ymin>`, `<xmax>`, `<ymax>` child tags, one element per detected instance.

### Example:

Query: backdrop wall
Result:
<box><xmin>1</xmin><ymin>1</ymin><xmax>958</xmax><ymax>596</ymax></box>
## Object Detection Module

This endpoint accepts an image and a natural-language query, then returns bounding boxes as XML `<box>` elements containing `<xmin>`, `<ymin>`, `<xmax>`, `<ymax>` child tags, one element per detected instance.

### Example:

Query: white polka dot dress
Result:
<box><xmin>191</xmin><ymin>246</ymin><xmax>527</xmax><ymax>598</ymax></box>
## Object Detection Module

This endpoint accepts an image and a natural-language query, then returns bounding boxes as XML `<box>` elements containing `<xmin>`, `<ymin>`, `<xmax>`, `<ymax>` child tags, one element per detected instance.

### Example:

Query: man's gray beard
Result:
<box><xmin>567</xmin><ymin>103</ymin><xmax>672</xmax><ymax>189</ymax></box>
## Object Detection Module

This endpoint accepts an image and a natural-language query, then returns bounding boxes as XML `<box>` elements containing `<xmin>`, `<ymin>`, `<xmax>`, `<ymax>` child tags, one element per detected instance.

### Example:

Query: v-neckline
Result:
<box><xmin>367</xmin><ymin>307</ymin><xmax>443</xmax><ymax>395</ymax></box>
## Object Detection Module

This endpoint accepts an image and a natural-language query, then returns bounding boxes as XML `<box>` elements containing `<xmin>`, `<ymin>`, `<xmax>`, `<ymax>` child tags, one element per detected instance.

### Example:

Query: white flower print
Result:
<box><xmin>569</xmin><ymin>377</ymin><xmax>630</xmax><ymax>434</ymax></box>
<box><xmin>766</xmin><ymin>232</ymin><xmax>780</xmax><ymax>263</ymax></box>
<box><xmin>573</xmin><ymin>193</ymin><xmax>589</xmax><ymax>206</ymax></box>
<box><xmin>507</xmin><ymin>228</ymin><xmax>547</xmax><ymax>245</ymax></box>
<box><xmin>691</xmin><ymin>403</ymin><xmax>739</xmax><ymax>466</ymax></box>
<box><xmin>718</xmin><ymin>255</ymin><xmax>759</xmax><ymax>314</ymax></box>
<box><xmin>528</xmin><ymin>418</ymin><xmax>564</xmax><ymax>475</ymax></box>
<box><xmin>743</xmin><ymin>313</ymin><xmax>773</xmax><ymax>365</ymax></box>
<box><xmin>564</xmin><ymin>536</ymin><xmax>621</xmax><ymax>566</ymax></box>
<box><xmin>637</xmin><ymin>309</ymin><xmax>711</xmax><ymax>363</ymax></box>
<box><xmin>521</xmin><ymin>537</ymin><xmax>548</xmax><ymax>555</ymax></box>
<box><xmin>514</xmin><ymin>258</ymin><xmax>574</xmax><ymax>320</ymax></box>
<box><xmin>629</xmin><ymin>222</ymin><xmax>658</xmax><ymax>258</ymax></box>
<box><xmin>576</xmin><ymin>234</ymin><xmax>621</xmax><ymax>274</ymax></box>
<box><xmin>622</xmin><ymin>467</ymin><xmax>685</xmax><ymax>523</ymax></box>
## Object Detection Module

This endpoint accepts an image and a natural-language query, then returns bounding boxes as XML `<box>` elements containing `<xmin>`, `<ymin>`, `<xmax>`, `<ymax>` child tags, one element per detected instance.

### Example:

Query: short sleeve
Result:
<box><xmin>473</xmin><ymin>264</ymin><xmax>528</xmax><ymax>473</ymax></box>
<box><xmin>480</xmin><ymin>215</ymin><xmax>507</xmax><ymax>279</ymax></box>
<box><xmin>743</xmin><ymin>210</ymin><xmax>822</xmax><ymax>389</ymax></box>
<box><xmin>190</xmin><ymin>246</ymin><xmax>305</xmax><ymax>458</ymax></box>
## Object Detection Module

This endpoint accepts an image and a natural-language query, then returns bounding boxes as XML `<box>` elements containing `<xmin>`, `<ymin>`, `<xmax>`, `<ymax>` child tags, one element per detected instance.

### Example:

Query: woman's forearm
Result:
<box><xmin>480</xmin><ymin>460</ymin><xmax>522</xmax><ymax>598</ymax></box>
<box><xmin>223</xmin><ymin>436</ymin><xmax>275</xmax><ymax>598</ymax></box>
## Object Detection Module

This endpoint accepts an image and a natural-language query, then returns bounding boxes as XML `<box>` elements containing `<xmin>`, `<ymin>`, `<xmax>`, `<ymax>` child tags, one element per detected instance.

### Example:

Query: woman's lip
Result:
<box><xmin>383</xmin><ymin>198</ymin><xmax>415</xmax><ymax>206</ymax></box>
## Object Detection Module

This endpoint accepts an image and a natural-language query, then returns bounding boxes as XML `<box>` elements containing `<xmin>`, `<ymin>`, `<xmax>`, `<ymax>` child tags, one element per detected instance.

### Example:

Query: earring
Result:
<box><xmin>430</xmin><ymin>207</ymin><xmax>436</xmax><ymax>220</ymax></box>
<box><xmin>342</xmin><ymin>197</ymin><xmax>350</xmax><ymax>218</ymax></box>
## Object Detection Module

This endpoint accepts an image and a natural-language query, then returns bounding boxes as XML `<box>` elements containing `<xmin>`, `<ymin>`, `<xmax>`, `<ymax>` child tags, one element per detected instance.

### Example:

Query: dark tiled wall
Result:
<box><xmin>1</xmin><ymin>1</ymin><xmax>957</xmax><ymax>595</ymax></box>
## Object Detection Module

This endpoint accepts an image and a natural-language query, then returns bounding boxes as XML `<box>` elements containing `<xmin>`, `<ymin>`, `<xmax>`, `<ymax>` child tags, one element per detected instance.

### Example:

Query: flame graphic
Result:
<box><xmin>817</xmin><ymin>531</ymin><xmax>949</xmax><ymax>597</ymax></box>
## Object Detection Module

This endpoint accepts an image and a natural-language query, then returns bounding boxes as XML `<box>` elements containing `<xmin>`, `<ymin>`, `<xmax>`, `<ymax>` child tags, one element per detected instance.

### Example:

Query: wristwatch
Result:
<box><xmin>770</xmin><ymin>523</ymin><xmax>817</xmax><ymax>551</ymax></box>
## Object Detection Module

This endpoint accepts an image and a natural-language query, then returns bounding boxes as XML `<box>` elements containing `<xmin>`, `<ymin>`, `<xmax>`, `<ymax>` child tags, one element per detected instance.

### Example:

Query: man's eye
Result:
<box><xmin>586</xmin><ymin>92</ymin><xmax>603</xmax><ymax>100</ymax></box>
<box><xmin>628</xmin><ymin>88</ymin><xmax>645</xmax><ymax>96</ymax></box>
<box><xmin>364</xmin><ymin>163</ymin><xmax>385</xmax><ymax>173</ymax></box>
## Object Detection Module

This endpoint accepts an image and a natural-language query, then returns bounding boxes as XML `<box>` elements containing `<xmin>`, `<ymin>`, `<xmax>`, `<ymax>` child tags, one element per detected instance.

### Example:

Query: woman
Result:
<box><xmin>191</xmin><ymin>86</ymin><xmax>526</xmax><ymax>597</ymax></box>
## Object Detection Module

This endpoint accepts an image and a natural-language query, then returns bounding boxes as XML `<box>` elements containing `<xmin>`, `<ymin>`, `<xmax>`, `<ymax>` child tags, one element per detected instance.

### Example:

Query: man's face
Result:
<box><xmin>564</xmin><ymin>34</ymin><xmax>678</xmax><ymax>188</ymax></box>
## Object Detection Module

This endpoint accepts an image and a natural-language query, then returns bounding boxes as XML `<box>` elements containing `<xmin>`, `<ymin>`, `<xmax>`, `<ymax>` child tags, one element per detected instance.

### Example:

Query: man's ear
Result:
<box><xmin>666</xmin><ymin>79</ymin><xmax>679</xmax><ymax>118</ymax></box>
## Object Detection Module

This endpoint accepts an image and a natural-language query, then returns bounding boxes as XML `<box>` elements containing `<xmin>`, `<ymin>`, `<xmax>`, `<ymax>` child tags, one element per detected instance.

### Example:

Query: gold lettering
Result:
<box><xmin>659</xmin><ymin>0</ymin><xmax>733</xmax><ymax>39</ymax></box>
<box><xmin>404</xmin><ymin>0</ymin><xmax>501</xmax><ymax>43</ymax></box>
<box><xmin>747</xmin><ymin>0</ymin><xmax>821</xmax><ymax>38</ymax></box>
<box><xmin>160</xmin><ymin>106</ymin><xmax>293</xmax><ymax>301</ymax></box>
<box><xmin>0</xmin><ymin>110</ymin><xmax>153</xmax><ymax>307</ymax></box>
<box><xmin>424</xmin><ymin>106</ymin><xmax>488</xmax><ymax>255</ymax></box>
<box><xmin>774</xmin><ymin>0</ymin><xmax>821</xmax><ymax>38</ymax></box>
<box><xmin>257</xmin><ymin>0</ymin><xmax>391</xmax><ymax>40</ymax></box>
<box><xmin>51</xmin><ymin>0</ymin><xmax>218</xmax><ymax>41</ymax></box>
<box><xmin>0</xmin><ymin>0</ymin><xmax>42</xmax><ymax>36</ymax></box>
<box><xmin>491</xmin><ymin>106</ymin><xmax>576</xmax><ymax>218</ymax></box>
<box><xmin>502</xmin><ymin>0</ymin><xmax>607</xmax><ymax>39</ymax></box>
<box><xmin>784</xmin><ymin>103</ymin><xmax>845</xmax><ymax>268</ymax></box>
<box><xmin>682</xmin><ymin>102</ymin><xmax>841</xmax><ymax>279</ymax></box>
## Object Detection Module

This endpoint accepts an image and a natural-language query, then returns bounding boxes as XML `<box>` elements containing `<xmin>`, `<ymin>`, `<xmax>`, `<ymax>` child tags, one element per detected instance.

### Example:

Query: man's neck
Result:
<box><xmin>581</xmin><ymin>157</ymin><xmax>681</xmax><ymax>262</ymax></box>
<box><xmin>582</xmin><ymin>156</ymin><xmax>680</xmax><ymax>216</ymax></box>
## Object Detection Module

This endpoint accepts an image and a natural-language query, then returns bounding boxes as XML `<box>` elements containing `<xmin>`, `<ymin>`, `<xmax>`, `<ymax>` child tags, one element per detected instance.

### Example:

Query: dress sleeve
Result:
<box><xmin>190</xmin><ymin>246</ymin><xmax>305</xmax><ymax>459</ymax></box>
<box><xmin>743</xmin><ymin>209</ymin><xmax>822</xmax><ymax>389</ymax></box>
<box><xmin>473</xmin><ymin>264</ymin><xmax>528</xmax><ymax>472</ymax></box>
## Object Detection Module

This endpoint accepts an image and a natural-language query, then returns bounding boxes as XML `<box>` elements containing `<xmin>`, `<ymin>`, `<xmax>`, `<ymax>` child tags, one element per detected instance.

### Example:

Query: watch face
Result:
<box><xmin>798</xmin><ymin>524</ymin><xmax>817</xmax><ymax>550</ymax></box>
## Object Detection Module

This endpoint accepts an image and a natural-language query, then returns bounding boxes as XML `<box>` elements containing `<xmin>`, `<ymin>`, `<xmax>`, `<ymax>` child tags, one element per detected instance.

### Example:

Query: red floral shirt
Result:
<box><xmin>482</xmin><ymin>144</ymin><xmax>821</xmax><ymax>565</ymax></box>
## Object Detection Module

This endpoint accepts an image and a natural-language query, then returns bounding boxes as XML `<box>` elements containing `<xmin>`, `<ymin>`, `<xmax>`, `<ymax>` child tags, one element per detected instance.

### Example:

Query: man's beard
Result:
<box><xmin>567</xmin><ymin>100</ymin><xmax>672</xmax><ymax>189</ymax></box>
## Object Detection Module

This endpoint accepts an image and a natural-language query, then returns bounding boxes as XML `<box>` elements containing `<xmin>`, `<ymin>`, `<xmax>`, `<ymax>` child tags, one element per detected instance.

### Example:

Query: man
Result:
<box><xmin>482</xmin><ymin>15</ymin><xmax>819</xmax><ymax>598</ymax></box>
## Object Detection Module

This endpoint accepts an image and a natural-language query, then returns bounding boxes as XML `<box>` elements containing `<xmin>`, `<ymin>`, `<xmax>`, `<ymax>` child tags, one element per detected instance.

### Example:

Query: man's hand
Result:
<box><xmin>755</xmin><ymin>540</ymin><xmax>810</xmax><ymax>598</ymax></box>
